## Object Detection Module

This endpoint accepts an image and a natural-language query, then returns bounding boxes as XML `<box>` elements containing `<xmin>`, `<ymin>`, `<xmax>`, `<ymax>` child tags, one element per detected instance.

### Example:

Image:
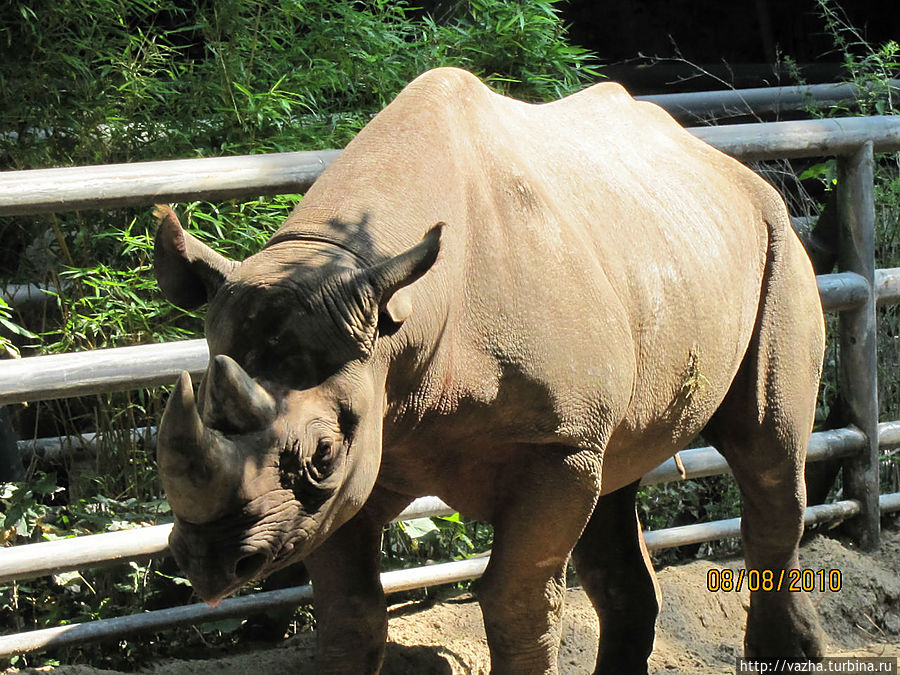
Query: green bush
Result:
<box><xmin>0</xmin><ymin>0</ymin><xmax>597</xmax><ymax>169</ymax></box>
<box><xmin>0</xmin><ymin>1</ymin><xmax>598</xmax><ymax>667</ymax></box>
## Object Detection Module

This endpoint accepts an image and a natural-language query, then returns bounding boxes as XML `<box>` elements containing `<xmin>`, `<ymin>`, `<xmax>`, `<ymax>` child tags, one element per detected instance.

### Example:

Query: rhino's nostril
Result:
<box><xmin>234</xmin><ymin>552</ymin><xmax>267</xmax><ymax>581</ymax></box>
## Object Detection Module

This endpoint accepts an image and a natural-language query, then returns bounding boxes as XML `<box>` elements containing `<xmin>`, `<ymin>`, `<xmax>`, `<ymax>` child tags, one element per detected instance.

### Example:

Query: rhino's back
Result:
<box><xmin>426</xmin><ymin>71</ymin><xmax>772</xmax><ymax>439</ymax></box>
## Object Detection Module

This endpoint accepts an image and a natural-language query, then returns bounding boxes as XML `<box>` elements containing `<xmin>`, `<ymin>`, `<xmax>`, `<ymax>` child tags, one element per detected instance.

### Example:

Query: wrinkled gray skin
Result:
<box><xmin>152</xmin><ymin>68</ymin><xmax>827</xmax><ymax>674</ymax></box>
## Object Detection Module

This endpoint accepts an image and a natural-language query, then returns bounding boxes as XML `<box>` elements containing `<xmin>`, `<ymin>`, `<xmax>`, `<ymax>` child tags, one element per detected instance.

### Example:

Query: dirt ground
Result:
<box><xmin>7</xmin><ymin>528</ymin><xmax>900</xmax><ymax>674</ymax></box>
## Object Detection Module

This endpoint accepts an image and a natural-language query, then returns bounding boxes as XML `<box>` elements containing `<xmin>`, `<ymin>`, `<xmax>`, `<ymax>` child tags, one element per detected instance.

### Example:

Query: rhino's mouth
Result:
<box><xmin>169</xmin><ymin>493</ymin><xmax>310</xmax><ymax>604</ymax></box>
<box><xmin>169</xmin><ymin>437</ymin><xmax>350</xmax><ymax>605</ymax></box>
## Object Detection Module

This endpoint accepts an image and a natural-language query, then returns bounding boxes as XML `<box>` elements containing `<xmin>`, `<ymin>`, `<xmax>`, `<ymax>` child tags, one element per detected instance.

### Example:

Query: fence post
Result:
<box><xmin>836</xmin><ymin>140</ymin><xmax>880</xmax><ymax>550</ymax></box>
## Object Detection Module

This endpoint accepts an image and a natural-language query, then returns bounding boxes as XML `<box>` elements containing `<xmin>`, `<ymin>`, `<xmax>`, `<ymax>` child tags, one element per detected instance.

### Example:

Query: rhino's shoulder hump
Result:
<box><xmin>402</xmin><ymin>67</ymin><xmax>493</xmax><ymax>102</ymax></box>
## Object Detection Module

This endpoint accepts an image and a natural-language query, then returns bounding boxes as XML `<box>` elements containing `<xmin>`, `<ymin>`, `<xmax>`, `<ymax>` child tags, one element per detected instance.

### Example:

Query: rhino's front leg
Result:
<box><xmin>478</xmin><ymin>446</ymin><xmax>602</xmax><ymax>675</ymax></box>
<box><xmin>303</xmin><ymin>487</ymin><xmax>412</xmax><ymax>675</ymax></box>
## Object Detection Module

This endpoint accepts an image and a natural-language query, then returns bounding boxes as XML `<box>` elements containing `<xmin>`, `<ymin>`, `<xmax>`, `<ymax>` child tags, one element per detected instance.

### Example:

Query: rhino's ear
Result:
<box><xmin>153</xmin><ymin>205</ymin><xmax>239</xmax><ymax>310</ymax></box>
<box><xmin>333</xmin><ymin>223</ymin><xmax>443</xmax><ymax>357</ymax></box>
<box><xmin>367</xmin><ymin>222</ymin><xmax>444</xmax><ymax>324</ymax></box>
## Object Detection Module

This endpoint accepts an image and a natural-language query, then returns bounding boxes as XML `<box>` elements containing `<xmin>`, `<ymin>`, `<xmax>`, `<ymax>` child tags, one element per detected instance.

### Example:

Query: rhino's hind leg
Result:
<box><xmin>572</xmin><ymin>480</ymin><xmax>659</xmax><ymax>675</ymax></box>
<box><xmin>303</xmin><ymin>486</ymin><xmax>413</xmax><ymax>675</ymax></box>
<box><xmin>704</xmin><ymin>230</ymin><xmax>827</xmax><ymax>659</ymax></box>
<box><xmin>705</xmin><ymin>398</ymin><xmax>827</xmax><ymax>659</ymax></box>
<box><xmin>477</xmin><ymin>445</ymin><xmax>602</xmax><ymax>675</ymax></box>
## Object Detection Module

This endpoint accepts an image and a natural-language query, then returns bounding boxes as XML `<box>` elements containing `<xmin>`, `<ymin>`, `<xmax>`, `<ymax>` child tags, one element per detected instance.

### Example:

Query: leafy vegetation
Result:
<box><xmin>0</xmin><ymin>0</ymin><xmax>597</xmax><ymax>667</ymax></box>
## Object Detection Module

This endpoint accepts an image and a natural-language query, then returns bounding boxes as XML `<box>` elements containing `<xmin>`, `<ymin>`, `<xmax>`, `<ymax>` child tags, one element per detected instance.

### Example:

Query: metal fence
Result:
<box><xmin>1</xmin><ymin>110</ymin><xmax>900</xmax><ymax>658</ymax></box>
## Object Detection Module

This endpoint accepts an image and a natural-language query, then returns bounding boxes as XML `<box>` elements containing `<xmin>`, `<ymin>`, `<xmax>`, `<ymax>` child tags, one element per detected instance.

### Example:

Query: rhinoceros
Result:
<box><xmin>152</xmin><ymin>67</ymin><xmax>826</xmax><ymax>674</ymax></box>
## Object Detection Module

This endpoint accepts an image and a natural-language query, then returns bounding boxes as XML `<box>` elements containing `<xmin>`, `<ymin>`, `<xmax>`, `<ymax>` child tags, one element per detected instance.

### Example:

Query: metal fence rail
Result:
<box><xmin>636</xmin><ymin>80</ymin><xmax>900</xmax><ymax>121</ymax></box>
<box><xmin>5</xmin><ymin>497</ymin><xmax>893</xmax><ymax>659</ymax></box>
<box><xmin>1</xmin><ymin>116</ymin><xmax>898</xmax><ymax>217</ymax></box>
<box><xmin>0</xmin><ymin>425</ymin><xmax>872</xmax><ymax>585</ymax></box>
<box><xmin>0</xmin><ymin>269</ymin><xmax>896</xmax><ymax>405</ymax></box>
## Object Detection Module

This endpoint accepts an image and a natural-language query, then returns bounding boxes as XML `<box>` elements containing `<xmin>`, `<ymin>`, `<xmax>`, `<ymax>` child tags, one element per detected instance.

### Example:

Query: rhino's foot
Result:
<box><xmin>593</xmin><ymin>639</ymin><xmax>651</xmax><ymax>675</ymax></box>
<box><xmin>478</xmin><ymin>569</ymin><xmax>565</xmax><ymax>675</ymax></box>
<box><xmin>745</xmin><ymin>590</ymin><xmax>827</xmax><ymax>659</ymax></box>
<box><xmin>313</xmin><ymin>596</ymin><xmax>387</xmax><ymax>674</ymax></box>
<box><xmin>477</xmin><ymin>445</ymin><xmax>605</xmax><ymax>675</ymax></box>
<box><xmin>316</xmin><ymin>645</ymin><xmax>385</xmax><ymax>675</ymax></box>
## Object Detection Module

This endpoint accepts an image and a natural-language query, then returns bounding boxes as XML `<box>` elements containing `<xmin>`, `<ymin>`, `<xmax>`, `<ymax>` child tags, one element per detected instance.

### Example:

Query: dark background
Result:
<box><xmin>559</xmin><ymin>0</ymin><xmax>898</xmax><ymax>92</ymax></box>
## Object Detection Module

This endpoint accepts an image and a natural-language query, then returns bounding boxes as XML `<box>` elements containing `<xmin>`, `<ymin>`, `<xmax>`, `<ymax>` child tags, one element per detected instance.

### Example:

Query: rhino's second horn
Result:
<box><xmin>158</xmin><ymin>371</ymin><xmax>242</xmax><ymax>524</ymax></box>
<box><xmin>203</xmin><ymin>354</ymin><xmax>277</xmax><ymax>434</ymax></box>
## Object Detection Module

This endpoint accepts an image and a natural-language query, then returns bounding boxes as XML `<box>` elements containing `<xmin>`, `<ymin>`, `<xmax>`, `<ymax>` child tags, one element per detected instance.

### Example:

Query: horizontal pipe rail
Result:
<box><xmin>0</xmin><ymin>496</ymin><xmax>882</xmax><ymax>658</ymax></box>
<box><xmin>17</xmin><ymin>427</ymin><xmax>158</xmax><ymax>462</ymax></box>
<box><xmin>3</xmin><ymin>268</ymin><xmax>894</xmax><ymax>405</ymax></box>
<box><xmin>813</xmin><ymin>267</ymin><xmax>900</xmax><ymax>312</ymax></box>
<box><xmin>0</xmin><ymin>150</ymin><xmax>340</xmax><ymax>216</ymax></box>
<box><xmin>0</xmin><ymin>556</ymin><xmax>487</xmax><ymax>658</ymax></box>
<box><xmin>0</xmin><ymin>214</ymin><xmax>815</xmax><ymax>310</ymax></box>
<box><xmin>881</xmin><ymin>492</ymin><xmax>900</xmax><ymax>514</ymax></box>
<box><xmin>0</xmin><ymin>425</ymin><xmax>871</xmax><ymax>584</ymax></box>
<box><xmin>19</xmin><ymin>417</ymin><xmax>880</xmax><ymax>474</ymax></box>
<box><xmin>0</xmin><ymin>496</ymin><xmax>456</xmax><ymax>585</ymax></box>
<box><xmin>641</xmin><ymin>425</ymin><xmax>865</xmax><ymax>484</ymax></box>
<box><xmin>637</xmin><ymin>81</ymin><xmax>900</xmax><ymax>121</ymax></box>
<box><xmin>1</xmin><ymin>117</ymin><xmax>899</xmax><ymax>217</ymax></box>
<box><xmin>818</xmin><ymin>272</ymin><xmax>869</xmax><ymax>312</ymax></box>
<box><xmin>814</xmin><ymin>268</ymin><xmax>900</xmax><ymax>311</ymax></box>
<box><xmin>691</xmin><ymin>115</ymin><xmax>900</xmax><ymax>162</ymax></box>
<box><xmin>0</xmin><ymin>283</ymin><xmax>59</xmax><ymax>308</ymax></box>
<box><xmin>0</xmin><ymin>340</ymin><xmax>208</xmax><ymax>405</ymax></box>
<box><xmin>875</xmin><ymin>267</ymin><xmax>900</xmax><ymax>306</ymax></box>
<box><xmin>878</xmin><ymin>419</ymin><xmax>900</xmax><ymax>450</ymax></box>
<box><xmin>642</xmin><ymin>498</ymin><xmax>861</xmax><ymax>550</ymax></box>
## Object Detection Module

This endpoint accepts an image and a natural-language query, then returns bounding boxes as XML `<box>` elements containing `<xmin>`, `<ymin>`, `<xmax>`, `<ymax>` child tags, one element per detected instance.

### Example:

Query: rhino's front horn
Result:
<box><xmin>158</xmin><ymin>371</ymin><xmax>243</xmax><ymax>524</ymax></box>
<box><xmin>202</xmin><ymin>354</ymin><xmax>277</xmax><ymax>433</ymax></box>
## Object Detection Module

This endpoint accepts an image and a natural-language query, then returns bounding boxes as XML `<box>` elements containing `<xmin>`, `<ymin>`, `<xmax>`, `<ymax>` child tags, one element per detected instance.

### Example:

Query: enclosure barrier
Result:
<box><xmin>0</xmin><ymin>426</ymin><xmax>876</xmax><ymax>585</ymax></box>
<box><xmin>1</xmin><ymin>113</ymin><xmax>900</xmax><ymax>656</ymax></box>
<box><xmin>1</xmin><ymin>116</ymin><xmax>899</xmax><ymax>218</ymax></box>
<box><xmin>0</xmin><ymin>498</ymin><xmax>878</xmax><ymax>659</ymax></box>
<box><xmin>635</xmin><ymin>80</ymin><xmax>900</xmax><ymax>122</ymax></box>
<box><xmin>2</xmin><ymin>268</ymin><xmax>899</xmax><ymax>406</ymax></box>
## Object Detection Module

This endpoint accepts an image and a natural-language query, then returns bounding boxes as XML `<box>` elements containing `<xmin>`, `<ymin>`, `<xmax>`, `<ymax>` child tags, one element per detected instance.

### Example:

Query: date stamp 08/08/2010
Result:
<box><xmin>707</xmin><ymin>568</ymin><xmax>843</xmax><ymax>593</ymax></box>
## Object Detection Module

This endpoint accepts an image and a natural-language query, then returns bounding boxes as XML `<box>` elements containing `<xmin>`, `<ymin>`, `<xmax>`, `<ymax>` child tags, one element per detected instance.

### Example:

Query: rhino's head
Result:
<box><xmin>151</xmin><ymin>206</ymin><xmax>441</xmax><ymax>604</ymax></box>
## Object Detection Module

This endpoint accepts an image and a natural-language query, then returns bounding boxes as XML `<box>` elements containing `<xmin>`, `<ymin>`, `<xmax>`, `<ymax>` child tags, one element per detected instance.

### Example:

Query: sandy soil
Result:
<box><xmin>6</xmin><ymin>528</ymin><xmax>900</xmax><ymax>674</ymax></box>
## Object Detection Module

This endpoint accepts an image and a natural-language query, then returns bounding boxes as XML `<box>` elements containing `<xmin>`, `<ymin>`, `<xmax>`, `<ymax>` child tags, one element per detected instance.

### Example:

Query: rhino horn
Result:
<box><xmin>158</xmin><ymin>371</ymin><xmax>241</xmax><ymax>524</ymax></box>
<box><xmin>202</xmin><ymin>354</ymin><xmax>277</xmax><ymax>434</ymax></box>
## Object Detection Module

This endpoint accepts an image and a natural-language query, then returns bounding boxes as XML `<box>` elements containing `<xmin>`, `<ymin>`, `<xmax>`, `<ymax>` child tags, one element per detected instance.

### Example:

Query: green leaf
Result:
<box><xmin>0</xmin><ymin>315</ymin><xmax>39</xmax><ymax>339</ymax></box>
<box><xmin>399</xmin><ymin>517</ymin><xmax>439</xmax><ymax>539</ymax></box>
<box><xmin>52</xmin><ymin>571</ymin><xmax>85</xmax><ymax>587</ymax></box>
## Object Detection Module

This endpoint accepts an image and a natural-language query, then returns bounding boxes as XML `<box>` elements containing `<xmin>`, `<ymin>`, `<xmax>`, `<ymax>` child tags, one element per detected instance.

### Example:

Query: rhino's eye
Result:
<box><xmin>311</xmin><ymin>438</ymin><xmax>336</xmax><ymax>478</ymax></box>
<box><xmin>279</xmin><ymin>444</ymin><xmax>331</xmax><ymax>510</ymax></box>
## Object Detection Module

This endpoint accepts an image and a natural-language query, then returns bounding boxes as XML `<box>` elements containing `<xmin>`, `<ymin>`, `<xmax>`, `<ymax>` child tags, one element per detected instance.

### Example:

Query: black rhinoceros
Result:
<box><xmin>151</xmin><ymin>67</ymin><xmax>826</xmax><ymax>674</ymax></box>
